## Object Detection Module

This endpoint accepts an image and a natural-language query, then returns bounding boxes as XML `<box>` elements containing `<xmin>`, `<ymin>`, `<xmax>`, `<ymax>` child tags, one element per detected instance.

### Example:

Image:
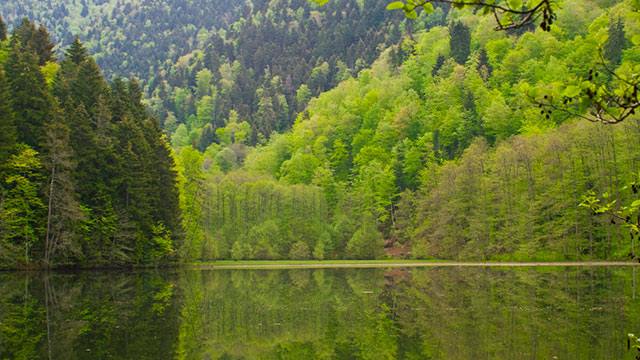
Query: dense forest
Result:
<box><xmin>0</xmin><ymin>19</ymin><xmax>181</xmax><ymax>269</ymax></box>
<box><xmin>1</xmin><ymin>0</ymin><xmax>639</xmax><ymax>266</ymax></box>
<box><xmin>2</xmin><ymin>0</ymin><xmax>411</xmax><ymax>145</ymax></box>
<box><xmin>173</xmin><ymin>0</ymin><xmax>640</xmax><ymax>261</ymax></box>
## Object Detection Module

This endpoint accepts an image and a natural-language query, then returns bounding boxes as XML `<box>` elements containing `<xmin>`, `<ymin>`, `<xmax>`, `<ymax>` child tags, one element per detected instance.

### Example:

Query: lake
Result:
<box><xmin>1</xmin><ymin>266</ymin><xmax>639</xmax><ymax>359</ymax></box>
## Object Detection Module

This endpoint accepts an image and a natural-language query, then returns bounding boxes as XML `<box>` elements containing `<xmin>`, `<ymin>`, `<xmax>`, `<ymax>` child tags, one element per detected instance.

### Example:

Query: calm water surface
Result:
<box><xmin>1</xmin><ymin>266</ymin><xmax>639</xmax><ymax>359</ymax></box>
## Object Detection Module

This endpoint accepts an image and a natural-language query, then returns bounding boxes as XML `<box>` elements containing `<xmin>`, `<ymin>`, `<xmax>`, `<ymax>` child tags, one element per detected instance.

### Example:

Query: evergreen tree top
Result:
<box><xmin>66</xmin><ymin>37</ymin><xmax>89</xmax><ymax>65</ymax></box>
<box><xmin>11</xmin><ymin>18</ymin><xmax>54</xmax><ymax>65</ymax></box>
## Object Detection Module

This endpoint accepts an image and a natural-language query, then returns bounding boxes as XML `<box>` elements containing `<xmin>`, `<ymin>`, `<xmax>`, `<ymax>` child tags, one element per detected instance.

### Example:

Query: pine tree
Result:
<box><xmin>11</xmin><ymin>18</ymin><xmax>36</xmax><ymax>46</ymax></box>
<box><xmin>57</xmin><ymin>39</ymin><xmax>107</xmax><ymax>117</ymax></box>
<box><xmin>65</xmin><ymin>104</ymin><xmax>99</xmax><ymax>206</ymax></box>
<box><xmin>477</xmin><ymin>48</ymin><xmax>492</xmax><ymax>80</ymax></box>
<box><xmin>66</xmin><ymin>37</ymin><xmax>89</xmax><ymax>66</ymax></box>
<box><xmin>110</xmin><ymin>78</ymin><xmax>130</xmax><ymax>122</ymax></box>
<box><xmin>197</xmin><ymin>124</ymin><xmax>215</xmax><ymax>151</ymax></box>
<box><xmin>126</xmin><ymin>79</ymin><xmax>147</xmax><ymax>120</ymax></box>
<box><xmin>255</xmin><ymin>89</ymin><xmax>277</xmax><ymax>139</ymax></box>
<box><xmin>142</xmin><ymin>117</ymin><xmax>182</xmax><ymax>246</ymax></box>
<box><xmin>11</xmin><ymin>18</ymin><xmax>54</xmax><ymax>65</ymax></box>
<box><xmin>115</xmin><ymin>114</ymin><xmax>154</xmax><ymax>262</ymax></box>
<box><xmin>0</xmin><ymin>20</ymin><xmax>184</xmax><ymax>267</ymax></box>
<box><xmin>604</xmin><ymin>17</ymin><xmax>625</xmax><ymax>66</ymax></box>
<box><xmin>33</xmin><ymin>26</ymin><xmax>55</xmax><ymax>65</ymax></box>
<box><xmin>75</xmin><ymin>59</ymin><xmax>107</xmax><ymax>116</ymax></box>
<box><xmin>5</xmin><ymin>41</ymin><xmax>51</xmax><ymax>149</ymax></box>
<box><xmin>0</xmin><ymin>69</ymin><xmax>17</xmax><ymax>169</ymax></box>
<box><xmin>450</xmin><ymin>21</ymin><xmax>471</xmax><ymax>65</ymax></box>
<box><xmin>432</xmin><ymin>55</ymin><xmax>446</xmax><ymax>77</ymax></box>
<box><xmin>43</xmin><ymin>113</ymin><xmax>83</xmax><ymax>265</ymax></box>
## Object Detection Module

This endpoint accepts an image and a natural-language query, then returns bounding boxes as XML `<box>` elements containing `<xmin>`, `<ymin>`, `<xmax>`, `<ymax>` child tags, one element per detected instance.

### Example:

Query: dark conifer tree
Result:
<box><xmin>33</xmin><ymin>25</ymin><xmax>55</xmax><ymax>65</ymax></box>
<box><xmin>0</xmin><ymin>69</ymin><xmax>17</xmax><ymax>169</ymax></box>
<box><xmin>75</xmin><ymin>58</ymin><xmax>107</xmax><ymax>116</ymax></box>
<box><xmin>12</xmin><ymin>18</ymin><xmax>54</xmax><ymax>65</ymax></box>
<box><xmin>126</xmin><ymin>79</ymin><xmax>147</xmax><ymax>120</ymax></box>
<box><xmin>432</xmin><ymin>55</ymin><xmax>446</xmax><ymax>77</ymax></box>
<box><xmin>478</xmin><ymin>48</ymin><xmax>492</xmax><ymax>79</ymax></box>
<box><xmin>142</xmin><ymin>117</ymin><xmax>182</xmax><ymax>244</ymax></box>
<box><xmin>110</xmin><ymin>78</ymin><xmax>130</xmax><ymax>122</ymax></box>
<box><xmin>197</xmin><ymin>124</ymin><xmax>215</xmax><ymax>152</ymax></box>
<box><xmin>66</xmin><ymin>37</ymin><xmax>89</xmax><ymax>65</ymax></box>
<box><xmin>0</xmin><ymin>21</ymin><xmax>183</xmax><ymax>267</ymax></box>
<box><xmin>604</xmin><ymin>17</ymin><xmax>625</xmax><ymax>66</ymax></box>
<box><xmin>4</xmin><ymin>41</ymin><xmax>51</xmax><ymax>149</ymax></box>
<box><xmin>450</xmin><ymin>21</ymin><xmax>471</xmax><ymax>65</ymax></box>
<box><xmin>43</xmin><ymin>111</ymin><xmax>83</xmax><ymax>265</ymax></box>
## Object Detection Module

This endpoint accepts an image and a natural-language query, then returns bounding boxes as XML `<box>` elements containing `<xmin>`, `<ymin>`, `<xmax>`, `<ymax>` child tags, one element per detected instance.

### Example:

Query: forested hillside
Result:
<box><xmin>0</xmin><ymin>19</ymin><xmax>181</xmax><ymax>269</ymax></box>
<box><xmin>175</xmin><ymin>0</ymin><xmax>640</xmax><ymax>261</ymax></box>
<box><xmin>1</xmin><ymin>0</ymin><xmax>415</xmax><ymax>146</ymax></box>
<box><xmin>1</xmin><ymin>0</ymin><xmax>639</xmax><ymax>265</ymax></box>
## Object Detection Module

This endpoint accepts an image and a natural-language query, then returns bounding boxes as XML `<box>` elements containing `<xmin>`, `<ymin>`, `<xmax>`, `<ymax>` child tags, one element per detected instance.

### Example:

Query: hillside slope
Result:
<box><xmin>175</xmin><ymin>0</ymin><xmax>640</xmax><ymax>261</ymax></box>
<box><xmin>1</xmin><ymin>0</ymin><xmax>415</xmax><ymax>144</ymax></box>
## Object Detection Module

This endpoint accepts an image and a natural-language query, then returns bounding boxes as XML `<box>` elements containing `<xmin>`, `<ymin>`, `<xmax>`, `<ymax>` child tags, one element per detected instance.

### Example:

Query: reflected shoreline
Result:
<box><xmin>3</xmin><ymin>260</ymin><xmax>640</xmax><ymax>273</ymax></box>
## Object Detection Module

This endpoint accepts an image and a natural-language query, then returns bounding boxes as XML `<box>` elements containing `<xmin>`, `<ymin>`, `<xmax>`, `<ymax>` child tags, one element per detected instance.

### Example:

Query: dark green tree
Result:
<box><xmin>604</xmin><ymin>17</ymin><xmax>625</xmax><ymax>66</ymax></box>
<box><xmin>66</xmin><ymin>37</ymin><xmax>89</xmax><ymax>66</ymax></box>
<box><xmin>255</xmin><ymin>89</ymin><xmax>277</xmax><ymax>139</ymax></box>
<box><xmin>43</xmin><ymin>114</ymin><xmax>84</xmax><ymax>265</ymax></box>
<box><xmin>0</xmin><ymin>69</ymin><xmax>17</xmax><ymax>169</ymax></box>
<box><xmin>4</xmin><ymin>41</ymin><xmax>51</xmax><ymax>149</ymax></box>
<box><xmin>432</xmin><ymin>54</ymin><xmax>446</xmax><ymax>76</ymax></box>
<box><xmin>450</xmin><ymin>21</ymin><xmax>471</xmax><ymax>65</ymax></box>
<box><xmin>478</xmin><ymin>48</ymin><xmax>492</xmax><ymax>79</ymax></box>
<box><xmin>11</xmin><ymin>18</ymin><xmax>54</xmax><ymax>65</ymax></box>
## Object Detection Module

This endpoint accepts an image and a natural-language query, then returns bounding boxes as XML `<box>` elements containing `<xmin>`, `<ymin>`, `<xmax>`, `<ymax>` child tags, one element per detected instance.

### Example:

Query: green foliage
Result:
<box><xmin>5</xmin><ymin>39</ymin><xmax>51</xmax><ymax>149</ymax></box>
<box><xmin>0</xmin><ymin>145</ymin><xmax>45</xmax><ymax>266</ymax></box>
<box><xmin>604</xmin><ymin>17</ymin><xmax>626</xmax><ymax>66</ymax></box>
<box><xmin>170</xmin><ymin>3</ymin><xmax>638</xmax><ymax>260</ymax></box>
<box><xmin>172</xmin><ymin>124</ymin><xmax>191</xmax><ymax>148</ymax></box>
<box><xmin>580</xmin><ymin>173</ymin><xmax>640</xmax><ymax>260</ymax></box>
<box><xmin>628</xmin><ymin>333</ymin><xmax>640</xmax><ymax>359</ymax></box>
<box><xmin>10</xmin><ymin>18</ymin><xmax>54</xmax><ymax>65</ymax></box>
<box><xmin>176</xmin><ymin>147</ymin><xmax>205</xmax><ymax>260</ymax></box>
<box><xmin>215</xmin><ymin>110</ymin><xmax>251</xmax><ymax>145</ymax></box>
<box><xmin>449</xmin><ymin>21</ymin><xmax>471</xmax><ymax>65</ymax></box>
<box><xmin>177</xmin><ymin>167</ymin><xmax>331</xmax><ymax>260</ymax></box>
<box><xmin>289</xmin><ymin>241</ymin><xmax>312</xmax><ymax>260</ymax></box>
<box><xmin>346</xmin><ymin>213</ymin><xmax>385</xmax><ymax>259</ymax></box>
<box><xmin>149</xmin><ymin>222</ymin><xmax>175</xmax><ymax>264</ymax></box>
<box><xmin>281</xmin><ymin>151</ymin><xmax>322</xmax><ymax>184</ymax></box>
<box><xmin>5</xmin><ymin>0</ymin><xmax>639</xmax><ymax>264</ymax></box>
<box><xmin>0</xmin><ymin>68</ymin><xmax>17</xmax><ymax>168</ymax></box>
<box><xmin>315</xmin><ymin>0</ymin><xmax>557</xmax><ymax>31</ymax></box>
<box><xmin>5</xmin><ymin>0</ymin><xmax>404</xmax><ymax>144</ymax></box>
<box><xmin>0</xmin><ymin>29</ymin><xmax>182</xmax><ymax>268</ymax></box>
<box><xmin>174</xmin><ymin>0</ymin><xmax>638</xmax><ymax>261</ymax></box>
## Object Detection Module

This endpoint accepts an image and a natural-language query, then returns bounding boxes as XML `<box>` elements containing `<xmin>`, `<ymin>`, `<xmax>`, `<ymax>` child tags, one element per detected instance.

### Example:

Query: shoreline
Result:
<box><xmin>2</xmin><ymin>260</ymin><xmax>639</xmax><ymax>272</ymax></box>
<box><xmin>189</xmin><ymin>260</ymin><xmax>640</xmax><ymax>270</ymax></box>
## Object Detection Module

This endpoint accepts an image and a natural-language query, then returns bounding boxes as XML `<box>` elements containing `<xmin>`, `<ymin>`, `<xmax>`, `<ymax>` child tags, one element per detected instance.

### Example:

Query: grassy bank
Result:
<box><xmin>188</xmin><ymin>260</ymin><xmax>640</xmax><ymax>270</ymax></box>
<box><xmin>3</xmin><ymin>259</ymin><xmax>639</xmax><ymax>272</ymax></box>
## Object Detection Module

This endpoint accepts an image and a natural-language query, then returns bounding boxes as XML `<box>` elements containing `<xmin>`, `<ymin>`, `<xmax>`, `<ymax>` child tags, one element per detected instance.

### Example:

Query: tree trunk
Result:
<box><xmin>45</xmin><ymin>164</ymin><xmax>56</xmax><ymax>266</ymax></box>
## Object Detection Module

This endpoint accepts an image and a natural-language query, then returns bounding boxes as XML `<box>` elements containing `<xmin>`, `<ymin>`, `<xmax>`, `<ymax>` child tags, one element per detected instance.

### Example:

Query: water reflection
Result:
<box><xmin>0</xmin><ymin>267</ymin><xmax>638</xmax><ymax>359</ymax></box>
